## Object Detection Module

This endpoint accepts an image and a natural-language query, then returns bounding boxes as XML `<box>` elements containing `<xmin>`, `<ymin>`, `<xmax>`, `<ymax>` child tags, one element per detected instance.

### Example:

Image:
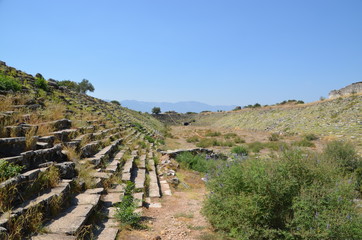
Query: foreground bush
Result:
<box><xmin>115</xmin><ymin>182</ymin><xmax>141</xmax><ymax>228</ymax></box>
<box><xmin>202</xmin><ymin>146</ymin><xmax>362</xmax><ymax>239</ymax></box>
<box><xmin>0</xmin><ymin>74</ymin><xmax>21</xmax><ymax>91</ymax></box>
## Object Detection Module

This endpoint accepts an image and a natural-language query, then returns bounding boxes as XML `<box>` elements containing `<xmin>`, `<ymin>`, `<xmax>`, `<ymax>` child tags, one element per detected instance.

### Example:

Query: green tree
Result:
<box><xmin>111</xmin><ymin>100</ymin><xmax>121</xmax><ymax>106</ymax></box>
<box><xmin>152</xmin><ymin>107</ymin><xmax>161</xmax><ymax>114</ymax></box>
<box><xmin>78</xmin><ymin>79</ymin><xmax>94</xmax><ymax>94</ymax></box>
<box><xmin>58</xmin><ymin>80</ymin><xmax>80</xmax><ymax>92</ymax></box>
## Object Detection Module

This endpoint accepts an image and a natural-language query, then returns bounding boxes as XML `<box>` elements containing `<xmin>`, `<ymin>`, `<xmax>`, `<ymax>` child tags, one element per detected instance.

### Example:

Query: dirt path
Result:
<box><xmin>118</xmin><ymin>169</ymin><xmax>218</xmax><ymax>240</ymax></box>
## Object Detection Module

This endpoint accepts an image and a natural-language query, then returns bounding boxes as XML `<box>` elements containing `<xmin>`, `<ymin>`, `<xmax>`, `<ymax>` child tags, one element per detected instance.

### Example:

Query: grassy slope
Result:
<box><xmin>0</xmin><ymin>62</ymin><xmax>165</xmax><ymax>134</ymax></box>
<box><xmin>194</xmin><ymin>95</ymin><xmax>362</xmax><ymax>147</ymax></box>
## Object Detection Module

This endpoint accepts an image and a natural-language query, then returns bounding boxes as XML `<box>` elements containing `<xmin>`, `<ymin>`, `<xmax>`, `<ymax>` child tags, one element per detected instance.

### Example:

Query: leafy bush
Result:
<box><xmin>176</xmin><ymin>152</ymin><xmax>222</xmax><ymax>173</ymax></box>
<box><xmin>323</xmin><ymin>140</ymin><xmax>361</xmax><ymax>172</ymax></box>
<box><xmin>144</xmin><ymin>135</ymin><xmax>155</xmax><ymax>143</ymax></box>
<box><xmin>115</xmin><ymin>182</ymin><xmax>141</xmax><ymax>228</ymax></box>
<box><xmin>35</xmin><ymin>76</ymin><xmax>48</xmax><ymax>91</ymax></box>
<box><xmin>0</xmin><ymin>160</ymin><xmax>23</xmax><ymax>182</ymax></box>
<box><xmin>231</xmin><ymin>146</ymin><xmax>248</xmax><ymax>156</ymax></box>
<box><xmin>203</xmin><ymin>149</ymin><xmax>362</xmax><ymax>239</ymax></box>
<box><xmin>0</xmin><ymin>74</ymin><xmax>21</xmax><ymax>91</ymax></box>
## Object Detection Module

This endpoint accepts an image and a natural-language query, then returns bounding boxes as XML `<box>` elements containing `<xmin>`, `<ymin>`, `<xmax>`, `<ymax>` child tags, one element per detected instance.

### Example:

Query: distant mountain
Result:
<box><xmin>121</xmin><ymin>100</ymin><xmax>237</xmax><ymax>113</ymax></box>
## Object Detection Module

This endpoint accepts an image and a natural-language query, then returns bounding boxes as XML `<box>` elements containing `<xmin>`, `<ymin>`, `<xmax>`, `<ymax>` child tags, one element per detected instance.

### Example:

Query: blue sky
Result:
<box><xmin>0</xmin><ymin>0</ymin><xmax>361</xmax><ymax>106</ymax></box>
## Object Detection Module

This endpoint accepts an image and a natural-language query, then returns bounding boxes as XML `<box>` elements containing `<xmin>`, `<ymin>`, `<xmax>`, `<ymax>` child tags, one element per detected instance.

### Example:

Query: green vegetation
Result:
<box><xmin>186</xmin><ymin>135</ymin><xmax>199</xmax><ymax>143</ymax></box>
<box><xmin>78</xmin><ymin>79</ymin><xmax>94</xmax><ymax>94</ymax></box>
<box><xmin>224</xmin><ymin>133</ymin><xmax>237</xmax><ymax>139</ymax></box>
<box><xmin>176</xmin><ymin>152</ymin><xmax>223</xmax><ymax>173</ymax></box>
<box><xmin>196</xmin><ymin>138</ymin><xmax>234</xmax><ymax>148</ymax></box>
<box><xmin>304</xmin><ymin>133</ymin><xmax>318</xmax><ymax>141</ymax></box>
<box><xmin>202</xmin><ymin>143</ymin><xmax>362</xmax><ymax>240</ymax></box>
<box><xmin>0</xmin><ymin>74</ymin><xmax>22</xmax><ymax>91</ymax></box>
<box><xmin>205</xmin><ymin>131</ymin><xmax>221</xmax><ymax>137</ymax></box>
<box><xmin>152</xmin><ymin>107</ymin><xmax>161</xmax><ymax>114</ymax></box>
<box><xmin>110</xmin><ymin>100</ymin><xmax>121</xmax><ymax>106</ymax></box>
<box><xmin>34</xmin><ymin>76</ymin><xmax>48</xmax><ymax>91</ymax></box>
<box><xmin>323</xmin><ymin>140</ymin><xmax>361</xmax><ymax>172</ymax></box>
<box><xmin>292</xmin><ymin>139</ymin><xmax>315</xmax><ymax>147</ymax></box>
<box><xmin>277</xmin><ymin>99</ymin><xmax>304</xmax><ymax>105</ymax></box>
<box><xmin>244</xmin><ymin>103</ymin><xmax>261</xmax><ymax>109</ymax></box>
<box><xmin>269</xmin><ymin>133</ymin><xmax>280</xmax><ymax>141</ymax></box>
<box><xmin>0</xmin><ymin>160</ymin><xmax>23</xmax><ymax>182</ymax></box>
<box><xmin>115</xmin><ymin>182</ymin><xmax>142</xmax><ymax>228</ymax></box>
<box><xmin>58</xmin><ymin>79</ymin><xmax>94</xmax><ymax>94</ymax></box>
<box><xmin>231</xmin><ymin>146</ymin><xmax>248</xmax><ymax>156</ymax></box>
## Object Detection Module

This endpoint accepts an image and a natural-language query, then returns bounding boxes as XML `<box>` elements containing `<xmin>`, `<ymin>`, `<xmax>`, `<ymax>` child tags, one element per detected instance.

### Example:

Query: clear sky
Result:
<box><xmin>0</xmin><ymin>0</ymin><xmax>361</xmax><ymax>106</ymax></box>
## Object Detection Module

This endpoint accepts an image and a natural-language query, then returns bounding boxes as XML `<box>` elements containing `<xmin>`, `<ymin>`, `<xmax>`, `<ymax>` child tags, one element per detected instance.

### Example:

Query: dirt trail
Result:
<box><xmin>118</xmin><ymin>169</ymin><xmax>217</xmax><ymax>240</ymax></box>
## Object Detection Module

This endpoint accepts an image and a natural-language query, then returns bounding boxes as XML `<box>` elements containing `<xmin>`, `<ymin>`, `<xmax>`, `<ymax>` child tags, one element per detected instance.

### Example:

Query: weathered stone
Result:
<box><xmin>0</xmin><ymin>137</ymin><xmax>26</xmax><ymax>157</ymax></box>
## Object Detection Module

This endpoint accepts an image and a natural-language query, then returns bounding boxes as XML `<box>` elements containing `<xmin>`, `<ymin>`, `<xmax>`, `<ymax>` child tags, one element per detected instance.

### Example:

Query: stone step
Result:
<box><xmin>32</xmin><ymin>233</ymin><xmax>76</xmax><ymax>240</ymax></box>
<box><xmin>94</xmin><ymin>207</ymin><xmax>119</xmax><ymax>240</ymax></box>
<box><xmin>0</xmin><ymin>180</ymin><xmax>72</xmax><ymax>229</ymax></box>
<box><xmin>138</xmin><ymin>155</ymin><xmax>146</xmax><ymax>169</ymax></box>
<box><xmin>148</xmin><ymin>159</ymin><xmax>161</xmax><ymax>198</ymax></box>
<box><xmin>121</xmin><ymin>156</ymin><xmax>134</xmax><ymax>182</ymax></box>
<box><xmin>133</xmin><ymin>192</ymin><xmax>144</xmax><ymax>208</ymax></box>
<box><xmin>0</xmin><ymin>137</ymin><xmax>26</xmax><ymax>157</ymax></box>
<box><xmin>52</xmin><ymin>129</ymin><xmax>78</xmax><ymax>142</ymax></box>
<box><xmin>104</xmin><ymin>158</ymin><xmax>121</xmax><ymax>173</ymax></box>
<box><xmin>40</xmin><ymin>188</ymin><xmax>103</xmax><ymax>236</ymax></box>
<box><xmin>160</xmin><ymin>179</ymin><xmax>172</xmax><ymax>196</ymax></box>
<box><xmin>134</xmin><ymin>168</ymin><xmax>146</xmax><ymax>190</ymax></box>
<box><xmin>80</xmin><ymin>141</ymin><xmax>100</xmax><ymax>158</ymax></box>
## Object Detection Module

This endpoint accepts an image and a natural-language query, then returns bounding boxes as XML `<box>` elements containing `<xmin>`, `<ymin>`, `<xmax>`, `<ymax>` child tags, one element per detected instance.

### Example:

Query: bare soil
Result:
<box><xmin>118</xmin><ymin>169</ymin><xmax>220</xmax><ymax>240</ymax></box>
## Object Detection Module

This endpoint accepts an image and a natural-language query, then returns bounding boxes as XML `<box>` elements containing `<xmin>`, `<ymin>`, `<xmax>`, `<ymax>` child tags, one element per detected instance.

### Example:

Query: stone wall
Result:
<box><xmin>329</xmin><ymin>82</ymin><xmax>362</xmax><ymax>98</ymax></box>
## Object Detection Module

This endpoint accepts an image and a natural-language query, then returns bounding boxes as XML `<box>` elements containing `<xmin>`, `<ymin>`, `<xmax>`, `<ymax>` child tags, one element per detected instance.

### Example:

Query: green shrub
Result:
<box><xmin>176</xmin><ymin>152</ymin><xmax>222</xmax><ymax>173</ymax></box>
<box><xmin>323</xmin><ymin>140</ymin><xmax>361</xmax><ymax>172</ymax></box>
<box><xmin>304</xmin><ymin>133</ymin><xmax>318</xmax><ymax>141</ymax></box>
<box><xmin>35</xmin><ymin>77</ymin><xmax>48</xmax><ymax>91</ymax></box>
<box><xmin>231</xmin><ymin>146</ymin><xmax>248</xmax><ymax>156</ymax></box>
<box><xmin>292</xmin><ymin>139</ymin><xmax>315</xmax><ymax>147</ymax></box>
<box><xmin>196</xmin><ymin>138</ymin><xmax>219</xmax><ymax>148</ymax></box>
<box><xmin>115</xmin><ymin>182</ymin><xmax>141</xmax><ymax>228</ymax></box>
<box><xmin>0</xmin><ymin>74</ymin><xmax>21</xmax><ymax>91</ymax></box>
<box><xmin>220</xmin><ymin>141</ymin><xmax>234</xmax><ymax>147</ymax></box>
<box><xmin>186</xmin><ymin>136</ymin><xmax>199</xmax><ymax>143</ymax></box>
<box><xmin>224</xmin><ymin>133</ymin><xmax>237</xmax><ymax>139</ymax></box>
<box><xmin>203</xmin><ymin>149</ymin><xmax>362</xmax><ymax>239</ymax></box>
<box><xmin>0</xmin><ymin>160</ymin><xmax>23</xmax><ymax>182</ymax></box>
<box><xmin>205</xmin><ymin>131</ymin><xmax>221</xmax><ymax>137</ymax></box>
<box><xmin>144</xmin><ymin>135</ymin><xmax>155</xmax><ymax>143</ymax></box>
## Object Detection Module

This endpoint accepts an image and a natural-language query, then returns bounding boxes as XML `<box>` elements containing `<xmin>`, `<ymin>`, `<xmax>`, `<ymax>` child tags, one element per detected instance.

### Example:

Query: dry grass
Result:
<box><xmin>42</xmin><ymin>102</ymin><xmax>66</xmax><ymax>121</ymax></box>
<box><xmin>76</xmin><ymin>162</ymin><xmax>96</xmax><ymax>189</ymax></box>
<box><xmin>63</xmin><ymin>146</ymin><xmax>81</xmax><ymax>162</ymax></box>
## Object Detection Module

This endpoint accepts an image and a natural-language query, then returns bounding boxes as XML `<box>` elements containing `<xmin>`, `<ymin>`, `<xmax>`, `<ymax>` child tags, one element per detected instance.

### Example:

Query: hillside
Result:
<box><xmin>0</xmin><ymin>62</ymin><xmax>169</xmax><ymax>239</ymax></box>
<box><xmin>188</xmin><ymin>96</ymin><xmax>362</xmax><ymax>150</ymax></box>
